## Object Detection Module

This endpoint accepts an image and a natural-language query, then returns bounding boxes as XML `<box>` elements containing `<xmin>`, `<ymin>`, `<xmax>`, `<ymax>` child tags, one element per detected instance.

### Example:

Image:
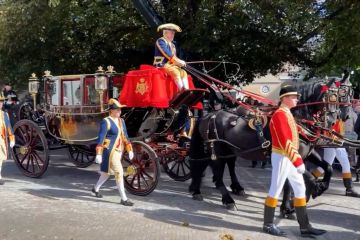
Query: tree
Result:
<box><xmin>1</xmin><ymin>0</ymin><xmax>360</xmax><ymax>88</ymax></box>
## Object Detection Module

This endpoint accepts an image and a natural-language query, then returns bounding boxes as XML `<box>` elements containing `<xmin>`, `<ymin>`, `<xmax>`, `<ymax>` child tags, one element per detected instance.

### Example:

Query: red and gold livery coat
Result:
<box><xmin>270</xmin><ymin>104</ymin><xmax>303</xmax><ymax>167</ymax></box>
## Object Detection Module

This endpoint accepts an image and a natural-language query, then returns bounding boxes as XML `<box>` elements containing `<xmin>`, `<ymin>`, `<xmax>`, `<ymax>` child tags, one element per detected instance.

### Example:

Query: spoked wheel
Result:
<box><xmin>123</xmin><ymin>141</ymin><xmax>159</xmax><ymax>196</ymax></box>
<box><xmin>17</xmin><ymin>102</ymin><xmax>33</xmax><ymax>120</ymax></box>
<box><xmin>68</xmin><ymin>145</ymin><xmax>95</xmax><ymax>168</ymax></box>
<box><xmin>161</xmin><ymin>147</ymin><xmax>191</xmax><ymax>182</ymax></box>
<box><xmin>11</xmin><ymin>120</ymin><xmax>49</xmax><ymax>178</ymax></box>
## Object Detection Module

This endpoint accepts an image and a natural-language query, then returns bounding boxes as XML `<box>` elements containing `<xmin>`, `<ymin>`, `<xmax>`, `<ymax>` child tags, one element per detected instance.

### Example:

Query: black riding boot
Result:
<box><xmin>263</xmin><ymin>205</ymin><xmax>286</xmax><ymax>236</ymax></box>
<box><xmin>343</xmin><ymin>177</ymin><xmax>360</xmax><ymax>197</ymax></box>
<box><xmin>356</xmin><ymin>156</ymin><xmax>360</xmax><ymax>182</ymax></box>
<box><xmin>295</xmin><ymin>206</ymin><xmax>326</xmax><ymax>237</ymax></box>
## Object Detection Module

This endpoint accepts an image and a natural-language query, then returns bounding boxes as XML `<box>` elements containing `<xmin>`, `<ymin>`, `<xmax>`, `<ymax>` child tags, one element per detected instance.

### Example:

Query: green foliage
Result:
<box><xmin>0</xmin><ymin>0</ymin><xmax>360</xmax><ymax>89</ymax></box>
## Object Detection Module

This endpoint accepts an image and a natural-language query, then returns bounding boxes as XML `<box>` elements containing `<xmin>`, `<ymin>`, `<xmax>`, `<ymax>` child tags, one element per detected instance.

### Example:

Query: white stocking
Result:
<box><xmin>182</xmin><ymin>77</ymin><xmax>189</xmax><ymax>90</ymax></box>
<box><xmin>116</xmin><ymin>179</ymin><xmax>127</xmax><ymax>201</ymax></box>
<box><xmin>94</xmin><ymin>172</ymin><xmax>109</xmax><ymax>192</ymax></box>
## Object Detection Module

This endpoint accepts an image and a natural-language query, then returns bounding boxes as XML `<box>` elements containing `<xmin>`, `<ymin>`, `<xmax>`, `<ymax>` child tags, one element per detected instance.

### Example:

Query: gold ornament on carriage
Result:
<box><xmin>135</xmin><ymin>78</ymin><xmax>149</xmax><ymax>95</ymax></box>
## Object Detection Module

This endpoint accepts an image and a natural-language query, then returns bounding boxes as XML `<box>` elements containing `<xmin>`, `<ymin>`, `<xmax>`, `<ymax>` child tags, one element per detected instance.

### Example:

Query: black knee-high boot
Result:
<box><xmin>263</xmin><ymin>205</ymin><xmax>286</xmax><ymax>236</ymax></box>
<box><xmin>343</xmin><ymin>177</ymin><xmax>360</xmax><ymax>197</ymax></box>
<box><xmin>295</xmin><ymin>206</ymin><xmax>326</xmax><ymax>236</ymax></box>
<box><xmin>355</xmin><ymin>156</ymin><xmax>360</xmax><ymax>182</ymax></box>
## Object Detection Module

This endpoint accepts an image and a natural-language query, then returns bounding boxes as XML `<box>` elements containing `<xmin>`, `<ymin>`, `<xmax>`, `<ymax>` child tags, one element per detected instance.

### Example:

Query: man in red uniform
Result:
<box><xmin>263</xmin><ymin>85</ymin><xmax>326</xmax><ymax>237</ymax></box>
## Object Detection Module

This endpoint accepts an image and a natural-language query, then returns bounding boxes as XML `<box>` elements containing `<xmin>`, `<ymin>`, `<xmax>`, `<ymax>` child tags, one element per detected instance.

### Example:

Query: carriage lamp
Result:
<box><xmin>43</xmin><ymin>70</ymin><xmax>55</xmax><ymax>104</ymax></box>
<box><xmin>95</xmin><ymin>66</ymin><xmax>108</xmax><ymax>111</ymax></box>
<box><xmin>28</xmin><ymin>73</ymin><xmax>39</xmax><ymax>108</ymax></box>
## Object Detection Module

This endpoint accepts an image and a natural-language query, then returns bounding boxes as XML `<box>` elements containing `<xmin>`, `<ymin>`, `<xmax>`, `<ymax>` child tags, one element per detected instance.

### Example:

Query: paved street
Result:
<box><xmin>0</xmin><ymin>150</ymin><xmax>359</xmax><ymax>240</ymax></box>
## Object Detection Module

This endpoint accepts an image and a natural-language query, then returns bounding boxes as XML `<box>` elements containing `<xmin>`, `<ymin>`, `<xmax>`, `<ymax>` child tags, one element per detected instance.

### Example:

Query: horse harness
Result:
<box><xmin>203</xmin><ymin>110</ymin><xmax>271</xmax><ymax>161</ymax></box>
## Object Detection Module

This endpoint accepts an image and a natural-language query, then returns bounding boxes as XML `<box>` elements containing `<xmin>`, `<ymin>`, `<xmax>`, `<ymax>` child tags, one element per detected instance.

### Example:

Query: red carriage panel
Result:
<box><xmin>119</xmin><ymin>65</ymin><xmax>202</xmax><ymax>109</ymax></box>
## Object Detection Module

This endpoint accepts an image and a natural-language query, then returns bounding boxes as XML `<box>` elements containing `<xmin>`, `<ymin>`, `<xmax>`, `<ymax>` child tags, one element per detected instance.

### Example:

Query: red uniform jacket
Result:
<box><xmin>332</xmin><ymin>119</ymin><xmax>344</xmax><ymax>135</ymax></box>
<box><xmin>270</xmin><ymin>105</ymin><xmax>303</xmax><ymax>167</ymax></box>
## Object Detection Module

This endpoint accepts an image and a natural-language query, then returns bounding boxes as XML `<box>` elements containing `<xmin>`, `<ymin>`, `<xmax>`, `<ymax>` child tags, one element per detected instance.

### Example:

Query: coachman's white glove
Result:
<box><xmin>10</xmin><ymin>141</ymin><xmax>15</xmax><ymax>148</ymax></box>
<box><xmin>179</xmin><ymin>60</ymin><xmax>186</xmax><ymax>67</ymax></box>
<box><xmin>95</xmin><ymin>155</ymin><xmax>102</xmax><ymax>164</ymax></box>
<box><xmin>297</xmin><ymin>164</ymin><xmax>306</xmax><ymax>174</ymax></box>
<box><xmin>128</xmin><ymin>151</ymin><xmax>134</xmax><ymax>160</ymax></box>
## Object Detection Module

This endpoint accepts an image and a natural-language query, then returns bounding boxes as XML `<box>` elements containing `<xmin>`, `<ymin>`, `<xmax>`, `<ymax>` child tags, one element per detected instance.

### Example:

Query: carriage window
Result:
<box><xmin>62</xmin><ymin>80</ymin><xmax>81</xmax><ymax>105</ymax></box>
<box><xmin>113</xmin><ymin>87</ymin><xmax>119</xmax><ymax>99</ymax></box>
<box><xmin>46</xmin><ymin>77</ymin><xmax>60</xmax><ymax>106</ymax></box>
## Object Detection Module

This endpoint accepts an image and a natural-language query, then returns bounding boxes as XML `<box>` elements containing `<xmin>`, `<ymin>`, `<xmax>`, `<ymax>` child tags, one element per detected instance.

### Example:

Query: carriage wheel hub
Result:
<box><xmin>19</xmin><ymin>146</ymin><xmax>29</xmax><ymax>155</ymax></box>
<box><xmin>125</xmin><ymin>165</ymin><xmax>137</xmax><ymax>177</ymax></box>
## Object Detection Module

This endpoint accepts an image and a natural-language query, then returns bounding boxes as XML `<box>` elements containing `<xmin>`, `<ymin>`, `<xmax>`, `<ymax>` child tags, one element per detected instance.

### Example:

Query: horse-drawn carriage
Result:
<box><xmin>10</xmin><ymin>65</ymin><xmax>207</xmax><ymax>196</ymax></box>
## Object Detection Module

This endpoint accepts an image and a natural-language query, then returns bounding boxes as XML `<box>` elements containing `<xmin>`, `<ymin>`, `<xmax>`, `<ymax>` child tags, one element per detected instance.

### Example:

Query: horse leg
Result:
<box><xmin>188</xmin><ymin>121</ymin><xmax>207</xmax><ymax>201</ymax></box>
<box><xmin>280</xmin><ymin>179</ymin><xmax>296</xmax><ymax>219</ymax></box>
<box><xmin>213</xmin><ymin>159</ymin><xmax>236</xmax><ymax>210</ymax></box>
<box><xmin>189</xmin><ymin>159</ymin><xmax>209</xmax><ymax>201</ymax></box>
<box><xmin>227</xmin><ymin>157</ymin><xmax>245</xmax><ymax>196</ymax></box>
<box><xmin>306</xmin><ymin>151</ymin><xmax>332</xmax><ymax>199</ymax></box>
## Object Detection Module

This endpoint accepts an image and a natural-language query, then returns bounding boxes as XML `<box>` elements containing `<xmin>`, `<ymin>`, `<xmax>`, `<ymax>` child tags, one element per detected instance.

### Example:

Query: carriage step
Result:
<box><xmin>170</xmin><ymin>88</ymin><xmax>208</xmax><ymax>109</ymax></box>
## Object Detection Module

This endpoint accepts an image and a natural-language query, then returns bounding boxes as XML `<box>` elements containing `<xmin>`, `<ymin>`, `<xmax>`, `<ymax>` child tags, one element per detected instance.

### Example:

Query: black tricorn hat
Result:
<box><xmin>279</xmin><ymin>84</ymin><xmax>301</xmax><ymax>99</ymax></box>
<box><xmin>108</xmin><ymin>98</ymin><xmax>126</xmax><ymax>110</ymax></box>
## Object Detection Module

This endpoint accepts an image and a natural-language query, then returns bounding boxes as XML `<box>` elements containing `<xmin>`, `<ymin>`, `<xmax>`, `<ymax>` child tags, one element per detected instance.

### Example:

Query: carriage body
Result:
<box><xmin>10</xmin><ymin>65</ymin><xmax>207</xmax><ymax>194</ymax></box>
<box><xmin>10</xmin><ymin>69</ymin><xmax>163</xmax><ymax>196</ymax></box>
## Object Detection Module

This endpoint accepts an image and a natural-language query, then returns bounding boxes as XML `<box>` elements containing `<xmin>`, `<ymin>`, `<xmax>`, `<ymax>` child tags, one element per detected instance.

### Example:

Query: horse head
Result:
<box><xmin>296</xmin><ymin>79</ymin><xmax>339</xmax><ymax>127</ymax></box>
<box><xmin>338</xmin><ymin>72</ymin><xmax>354</xmax><ymax>121</ymax></box>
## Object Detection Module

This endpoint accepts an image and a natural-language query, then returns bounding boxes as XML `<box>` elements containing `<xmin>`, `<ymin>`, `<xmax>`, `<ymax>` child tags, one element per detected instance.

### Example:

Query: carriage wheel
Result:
<box><xmin>17</xmin><ymin>102</ymin><xmax>33</xmax><ymax>120</ymax></box>
<box><xmin>123</xmin><ymin>141</ymin><xmax>159</xmax><ymax>196</ymax></box>
<box><xmin>68</xmin><ymin>145</ymin><xmax>95</xmax><ymax>168</ymax></box>
<box><xmin>11</xmin><ymin>120</ymin><xmax>49</xmax><ymax>178</ymax></box>
<box><xmin>162</xmin><ymin>148</ymin><xmax>191</xmax><ymax>182</ymax></box>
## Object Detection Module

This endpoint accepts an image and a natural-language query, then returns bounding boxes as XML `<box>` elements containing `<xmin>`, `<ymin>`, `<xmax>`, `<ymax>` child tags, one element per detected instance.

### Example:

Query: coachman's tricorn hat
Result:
<box><xmin>279</xmin><ymin>84</ymin><xmax>301</xmax><ymax>99</ymax></box>
<box><xmin>157</xmin><ymin>23</ymin><xmax>182</xmax><ymax>32</ymax></box>
<box><xmin>108</xmin><ymin>98</ymin><xmax>126</xmax><ymax>110</ymax></box>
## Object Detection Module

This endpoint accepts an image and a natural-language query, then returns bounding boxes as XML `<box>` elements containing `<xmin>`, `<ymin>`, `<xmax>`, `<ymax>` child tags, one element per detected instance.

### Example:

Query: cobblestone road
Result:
<box><xmin>0</xmin><ymin>151</ymin><xmax>359</xmax><ymax>240</ymax></box>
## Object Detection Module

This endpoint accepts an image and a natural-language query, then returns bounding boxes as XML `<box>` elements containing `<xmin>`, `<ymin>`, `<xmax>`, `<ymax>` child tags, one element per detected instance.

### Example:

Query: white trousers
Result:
<box><xmin>317</xmin><ymin>148</ymin><xmax>351</xmax><ymax>174</ymax></box>
<box><xmin>268</xmin><ymin>152</ymin><xmax>306</xmax><ymax>199</ymax></box>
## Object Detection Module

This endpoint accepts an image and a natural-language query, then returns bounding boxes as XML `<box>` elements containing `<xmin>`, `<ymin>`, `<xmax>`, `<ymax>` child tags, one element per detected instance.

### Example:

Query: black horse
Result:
<box><xmin>188</xmin><ymin>79</ymin><xmax>345</xmax><ymax>210</ymax></box>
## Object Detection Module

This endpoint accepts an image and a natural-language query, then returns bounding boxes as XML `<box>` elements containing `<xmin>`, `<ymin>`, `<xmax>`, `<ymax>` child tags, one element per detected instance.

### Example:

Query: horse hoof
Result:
<box><xmin>224</xmin><ymin>203</ymin><xmax>235</xmax><ymax>210</ymax></box>
<box><xmin>232</xmin><ymin>189</ymin><xmax>246</xmax><ymax>197</ymax></box>
<box><xmin>192</xmin><ymin>194</ymin><xmax>203</xmax><ymax>201</ymax></box>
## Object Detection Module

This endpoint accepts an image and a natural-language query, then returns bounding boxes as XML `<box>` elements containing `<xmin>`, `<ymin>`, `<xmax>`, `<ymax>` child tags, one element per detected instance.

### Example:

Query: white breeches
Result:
<box><xmin>317</xmin><ymin>148</ymin><xmax>351</xmax><ymax>174</ymax></box>
<box><xmin>268</xmin><ymin>152</ymin><xmax>306</xmax><ymax>199</ymax></box>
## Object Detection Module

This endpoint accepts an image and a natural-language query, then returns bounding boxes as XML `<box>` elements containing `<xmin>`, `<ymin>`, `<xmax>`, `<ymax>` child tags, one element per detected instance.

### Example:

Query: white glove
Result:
<box><xmin>10</xmin><ymin>141</ymin><xmax>15</xmax><ymax>148</ymax></box>
<box><xmin>95</xmin><ymin>155</ymin><xmax>102</xmax><ymax>164</ymax></box>
<box><xmin>297</xmin><ymin>164</ymin><xmax>306</xmax><ymax>174</ymax></box>
<box><xmin>128</xmin><ymin>151</ymin><xmax>134</xmax><ymax>160</ymax></box>
<box><xmin>179</xmin><ymin>60</ymin><xmax>186</xmax><ymax>67</ymax></box>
